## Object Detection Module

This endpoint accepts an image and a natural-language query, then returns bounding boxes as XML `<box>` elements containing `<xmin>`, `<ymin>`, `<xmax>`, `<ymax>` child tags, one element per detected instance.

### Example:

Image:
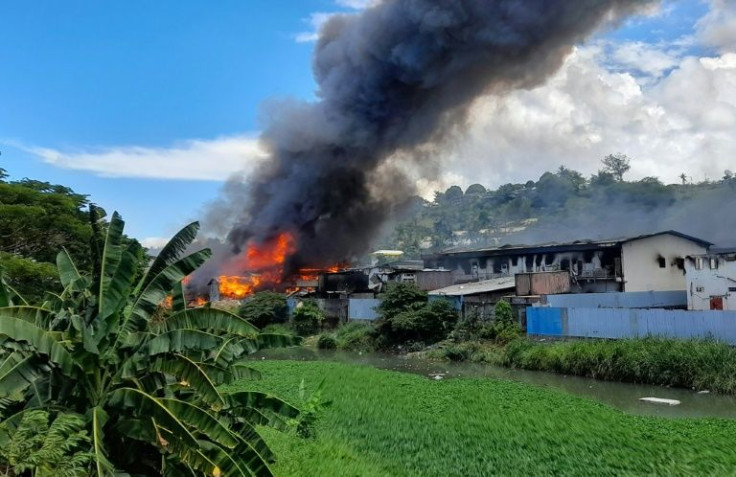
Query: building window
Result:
<box><xmin>696</xmin><ymin>286</ymin><xmax>705</xmax><ymax>293</ymax></box>
<box><xmin>657</xmin><ymin>256</ymin><xmax>666</xmax><ymax>268</ymax></box>
<box><xmin>676</xmin><ymin>258</ymin><xmax>685</xmax><ymax>270</ymax></box>
<box><xmin>729</xmin><ymin>287</ymin><xmax>736</xmax><ymax>293</ymax></box>
<box><xmin>710</xmin><ymin>258</ymin><xmax>719</xmax><ymax>270</ymax></box>
<box><xmin>695</xmin><ymin>257</ymin><xmax>703</xmax><ymax>270</ymax></box>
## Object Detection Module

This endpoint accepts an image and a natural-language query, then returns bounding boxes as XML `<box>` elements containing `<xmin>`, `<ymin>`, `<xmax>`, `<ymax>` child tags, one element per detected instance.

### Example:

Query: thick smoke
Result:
<box><xmin>219</xmin><ymin>0</ymin><xmax>660</xmax><ymax>274</ymax></box>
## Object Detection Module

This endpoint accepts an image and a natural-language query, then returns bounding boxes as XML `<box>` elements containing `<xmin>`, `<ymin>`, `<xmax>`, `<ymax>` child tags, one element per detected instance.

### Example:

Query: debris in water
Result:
<box><xmin>697</xmin><ymin>390</ymin><xmax>710</xmax><ymax>395</ymax></box>
<box><xmin>639</xmin><ymin>397</ymin><xmax>681</xmax><ymax>406</ymax></box>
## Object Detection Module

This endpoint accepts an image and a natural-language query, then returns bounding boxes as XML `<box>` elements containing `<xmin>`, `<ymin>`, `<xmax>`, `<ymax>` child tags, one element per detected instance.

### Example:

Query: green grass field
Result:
<box><xmin>229</xmin><ymin>360</ymin><xmax>736</xmax><ymax>476</ymax></box>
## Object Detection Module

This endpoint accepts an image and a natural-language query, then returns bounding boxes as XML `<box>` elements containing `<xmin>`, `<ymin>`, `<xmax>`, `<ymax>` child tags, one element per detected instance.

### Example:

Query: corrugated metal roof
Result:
<box><xmin>429</xmin><ymin>276</ymin><xmax>516</xmax><ymax>296</ymax></box>
<box><xmin>433</xmin><ymin>230</ymin><xmax>712</xmax><ymax>257</ymax></box>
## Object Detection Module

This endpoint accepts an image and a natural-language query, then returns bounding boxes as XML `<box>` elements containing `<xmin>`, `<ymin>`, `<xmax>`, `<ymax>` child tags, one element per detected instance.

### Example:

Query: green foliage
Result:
<box><xmin>317</xmin><ymin>334</ymin><xmax>337</xmax><ymax>350</ymax></box>
<box><xmin>292</xmin><ymin>300</ymin><xmax>324</xmax><ymax>336</ymax></box>
<box><xmin>602</xmin><ymin>153</ymin><xmax>631</xmax><ymax>181</ymax></box>
<box><xmin>0</xmin><ymin>173</ymin><xmax>145</xmax><ymax>303</ymax></box>
<box><xmin>236</xmin><ymin>360</ymin><xmax>736</xmax><ymax>476</ymax></box>
<box><xmin>0</xmin><ymin>410</ymin><xmax>93</xmax><ymax>477</ymax></box>
<box><xmin>335</xmin><ymin>322</ymin><xmax>376</xmax><ymax>352</ymax></box>
<box><xmin>500</xmin><ymin>338</ymin><xmax>736</xmax><ymax>393</ymax></box>
<box><xmin>376</xmin><ymin>282</ymin><xmax>428</xmax><ymax>319</ymax></box>
<box><xmin>240</xmin><ymin>291</ymin><xmax>289</xmax><ymax>328</ymax></box>
<box><xmin>293</xmin><ymin>379</ymin><xmax>330</xmax><ymax>439</ymax></box>
<box><xmin>0</xmin><ymin>212</ymin><xmax>300</xmax><ymax>476</ymax></box>
<box><xmin>0</xmin><ymin>253</ymin><xmax>60</xmax><ymax>304</ymax></box>
<box><xmin>376</xmin><ymin>284</ymin><xmax>457</xmax><ymax>345</ymax></box>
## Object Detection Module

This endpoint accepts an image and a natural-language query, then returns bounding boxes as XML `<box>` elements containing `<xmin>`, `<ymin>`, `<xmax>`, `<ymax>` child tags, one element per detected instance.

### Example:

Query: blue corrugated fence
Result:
<box><xmin>528</xmin><ymin>307</ymin><xmax>736</xmax><ymax>344</ymax></box>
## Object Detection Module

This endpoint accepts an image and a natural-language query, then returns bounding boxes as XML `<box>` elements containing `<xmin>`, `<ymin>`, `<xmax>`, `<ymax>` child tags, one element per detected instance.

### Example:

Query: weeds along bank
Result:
<box><xmin>231</xmin><ymin>360</ymin><xmax>736</xmax><ymax>477</ymax></box>
<box><xmin>247</xmin><ymin>285</ymin><xmax>736</xmax><ymax>394</ymax></box>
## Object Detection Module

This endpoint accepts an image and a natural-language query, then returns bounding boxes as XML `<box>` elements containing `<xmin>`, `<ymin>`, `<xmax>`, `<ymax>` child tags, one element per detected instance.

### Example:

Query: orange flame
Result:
<box><xmin>218</xmin><ymin>232</ymin><xmax>296</xmax><ymax>299</ymax></box>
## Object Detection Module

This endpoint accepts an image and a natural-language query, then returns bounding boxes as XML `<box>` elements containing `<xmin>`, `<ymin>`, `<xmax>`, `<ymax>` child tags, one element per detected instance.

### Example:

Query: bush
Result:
<box><xmin>239</xmin><ymin>291</ymin><xmax>289</xmax><ymax>329</ymax></box>
<box><xmin>293</xmin><ymin>300</ymin><xmax>324</xmax><ymax>336</ymax></box>
<box><xmin>317</xmin><ymin>334</ymin><xmax>338</xmax><ymax>350</ymax></box>
<box><xmin>375</xmin><ymin>283</ymin><xmax>458</xmax><ymax>346</ymax></box>
<box><xmin>336</xmin><ymin>322</ymin><xmax>376</xmax><ymax>352</ymax></box>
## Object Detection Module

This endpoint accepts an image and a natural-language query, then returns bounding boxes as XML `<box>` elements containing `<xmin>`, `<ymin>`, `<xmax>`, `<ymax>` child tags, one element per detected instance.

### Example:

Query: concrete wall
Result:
<box><xmin>544</xmin><ymin>291</ymin><xmax>687</xmax><ymax>309</ymax></box>
<box><xmin>685</xmin><ymin>256</ymin><xmax>736</xmax><ymax>311</ymax></box>
<box><xmin>527</xmin><ymin>307</ymin><xmax>736</xmax><ymax>344</ymax></box>
<box><xmin>622</xmin><ymin>235</ymin><xmax>707</xmax><ymax>292</ymax></box>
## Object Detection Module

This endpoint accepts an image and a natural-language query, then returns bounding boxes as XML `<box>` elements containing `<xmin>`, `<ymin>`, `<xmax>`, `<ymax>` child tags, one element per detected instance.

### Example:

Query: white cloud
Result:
<box><xmin>294</xmin><ymin>13</ymin><xmax>333</xmax><ymax>43</ymax></box>
<box><xmin>141</xmin><ymin>237</ymin><xmax>169</xmax><ymax>250</ymax></box>
<box><xmin>25</xmin><ymin>135</ymin><xmax>268</xmax><ymax>181</ymax></box>
<box><xmin>335</xmin><ymin>0</ymin><xmax>380</xmax><ymax>9</ymax></box>
<box><xmin>438</xmin><ymin>40</ymin><xmax>736</xmax><ymax>188</ymax></box>
<box><xmin>696</xmin><ymin>0</ymin><xmax>736</xmax><ymax>52</ymax></box>
<box><xmin>294</xmin><ymin>1</ymin><xmax>379</xmax><ymax>44</ymax></box>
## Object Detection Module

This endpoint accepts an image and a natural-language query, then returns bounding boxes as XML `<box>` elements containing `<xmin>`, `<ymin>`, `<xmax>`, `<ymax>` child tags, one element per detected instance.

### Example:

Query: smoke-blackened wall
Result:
<box><xmin>221</xmin><ymin>0</ymin><xmax>660</xmax><ymax>273</ymax></box>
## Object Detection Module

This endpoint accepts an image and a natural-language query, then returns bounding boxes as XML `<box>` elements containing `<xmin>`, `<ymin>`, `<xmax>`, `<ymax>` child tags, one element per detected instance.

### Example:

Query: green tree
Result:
<box><xmin>601</xmin><ymin>153</ymin><xmax>631</xmax><ymax>182</ymax></box>
<box><xmin>0</xmin><ymin>253</ymin><xmax>60</xmax><ymax>303</ymax></box>
<box><xmin>239</xmin><ymin>291</ymin><xmax>289</xmax><ymax>329</ymax></box>
<box><xmin>0</xmin><ymin>211</ymin><xmax>300</xmax><ymax>476</ymax></box>
<box><xmin>292</xmin><ymin>300</ymin><xmax>324</xmax><ymax>336</ymax></box>
<box><xmin>465</xmin><ymin>184</ymin><xmax>487</xmax><ymax>196</ymax></box>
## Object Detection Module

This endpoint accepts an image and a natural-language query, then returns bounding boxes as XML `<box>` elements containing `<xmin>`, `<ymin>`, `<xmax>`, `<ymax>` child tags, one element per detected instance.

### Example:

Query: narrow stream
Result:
<box><xmin>252</xmin><ymin>347</ymin><xmax>736</xmax><ymax>419</ymax></box>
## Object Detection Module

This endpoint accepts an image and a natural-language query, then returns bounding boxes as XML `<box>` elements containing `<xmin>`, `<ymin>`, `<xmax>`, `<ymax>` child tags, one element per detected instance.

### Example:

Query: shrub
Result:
<box><xmin>240</xmin><ymin>291</ymin><xmax>289</xmax><ymax>328</ymax></box>
<box><xmin>375</xmin><ymin>283</ymin><xmax>458</xmax><ymax>346</ymax></box>
<box><xmin>317</xmin><ymin>334</ymin><xmax>338</xmax><ymax>350</ymax></box>
<box><xmin>336</xmin><ymin>322</ymin><xmax>376</xmax><ymax>352</ymax></box>
<box><xmin>293</xmin><ymin>300</ymin><xmax>324</xmax><ymax>336</ymax></box>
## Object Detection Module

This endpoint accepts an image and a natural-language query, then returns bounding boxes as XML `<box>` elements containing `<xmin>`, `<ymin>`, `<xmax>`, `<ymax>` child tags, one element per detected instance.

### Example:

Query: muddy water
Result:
<box><xmin>252</xmin><ymin>347</ymin><xmax>736</xmax><ymax>419</ymax></box>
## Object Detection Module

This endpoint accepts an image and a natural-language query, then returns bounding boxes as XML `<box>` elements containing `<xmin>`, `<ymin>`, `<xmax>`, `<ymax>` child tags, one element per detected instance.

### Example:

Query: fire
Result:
<box><xmin>191</xmin><ymin>297</ymin><xmax>207</xmax><ymax>307</ymax></box>
<box><xmin>213</xmin><ymin>232</ymin><xmax>348</xmax><ymax>300</ymax></box>
<box><xmin>219</xmin><ymin>275</ymin><xmax>262</xmax><ymax>299</ymax></box>
<box><xmin>218</xmin><ymin>232</ymin><xmax>296</xmax><ymax>299</ymax></box>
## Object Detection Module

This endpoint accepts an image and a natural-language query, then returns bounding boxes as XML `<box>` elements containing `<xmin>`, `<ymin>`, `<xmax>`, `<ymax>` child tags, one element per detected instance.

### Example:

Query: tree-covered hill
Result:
<box><xmin>379</xmin><ymin>155</ymin><xmax>736</xmax><ymax>257</ymax></box>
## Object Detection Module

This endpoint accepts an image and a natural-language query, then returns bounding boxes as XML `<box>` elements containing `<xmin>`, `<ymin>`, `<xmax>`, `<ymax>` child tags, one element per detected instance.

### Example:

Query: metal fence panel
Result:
<box><xmin>528</xmin><ymin>306</ymin><xmax>736</xmax><ymax>344</ymax></box>
<box><xmin>348</xmin><ymin>298</ymin><xmax>381</xmax><ymax>321</ymax></box>
<box><xmin>545</xmin><ymin>291</ymin><xmax>687</xmax><ymax>309</ymax></box>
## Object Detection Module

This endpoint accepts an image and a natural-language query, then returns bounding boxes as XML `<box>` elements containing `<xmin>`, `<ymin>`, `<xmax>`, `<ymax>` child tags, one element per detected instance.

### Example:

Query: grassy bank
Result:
<box><xmin>230</xmin><ymin>360</ymin><xmax>736</xmax><ymax>476</ymax></box>
<box><xmin>426</xmin><ymin>337</ymin><xmax>736</xmax><ymax>394</ymax></box>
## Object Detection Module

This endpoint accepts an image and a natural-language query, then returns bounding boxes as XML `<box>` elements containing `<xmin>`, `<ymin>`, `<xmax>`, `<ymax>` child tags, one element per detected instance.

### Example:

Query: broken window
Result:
<box><xmin>657</xmin><ymin>256</ymin><xmax>666</xmax><ymax>268</ymax></box>
<box><xmin>676</xmin><ymin>258</ymin><xmax>685</xmax><ymax>270</ymax></box>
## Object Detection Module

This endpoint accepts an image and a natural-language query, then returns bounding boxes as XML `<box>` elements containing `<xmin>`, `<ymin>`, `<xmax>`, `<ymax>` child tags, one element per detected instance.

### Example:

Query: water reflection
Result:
<box><xmin>252</xmin><ymin>347</ymin><xmax>736</xmax><ymax>419</ymax></box>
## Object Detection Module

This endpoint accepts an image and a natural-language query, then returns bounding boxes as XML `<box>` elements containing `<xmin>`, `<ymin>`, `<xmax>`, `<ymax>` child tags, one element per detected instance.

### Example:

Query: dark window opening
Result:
<box><xmin>657</xmin><ymin>256</ymin><xmax>666</xmax><ymax>268</ymax></box>
<box><xmin>545</xmin><ymin>254</ymin><xmax>554</xmax><ymax>265</ymax></box>
<box><xmin>560</xmin><ymin>259</ymin><xmax>570</xmax><ymax>271</ymax></box>
<box><xmin>676</xmin><ymin>258</ymin><xmax>685</xmax><ymax>270</ymax></box>
<box><xmin>729</xmin><ymin>287</ymin><xmax>736</xmax><ymax>293</ymax></box>
<box><xmin>512</xmin><ymin>257</ymin><xmax>519</xmax><ymax>267</ymax></box>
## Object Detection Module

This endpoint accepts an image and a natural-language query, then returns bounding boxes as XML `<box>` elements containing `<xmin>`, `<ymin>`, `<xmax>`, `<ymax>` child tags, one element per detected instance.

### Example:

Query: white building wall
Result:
<box><xmin>685</xmin><ymin>256</ymin><xmax>736</xmax><ymax>311</ymax></box>
<box><xmin>621</xmin><ymin>235</ymin><xmax>708</xmax><ymax>292</ymax></box>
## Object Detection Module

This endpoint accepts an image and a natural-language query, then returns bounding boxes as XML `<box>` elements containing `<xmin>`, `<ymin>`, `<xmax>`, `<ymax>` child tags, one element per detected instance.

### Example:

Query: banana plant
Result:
<box><xmin>0</xmin><ymin>210</ymin><xmax>301</xmax><ymax>476</ymax></box>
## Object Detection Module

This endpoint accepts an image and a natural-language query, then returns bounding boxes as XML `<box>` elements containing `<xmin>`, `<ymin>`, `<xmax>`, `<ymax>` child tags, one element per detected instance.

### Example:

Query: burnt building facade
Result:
<box><xmin>424</xmin><ymin>231</ymin><xmax>711</xmax><ymax>294</ymax></box>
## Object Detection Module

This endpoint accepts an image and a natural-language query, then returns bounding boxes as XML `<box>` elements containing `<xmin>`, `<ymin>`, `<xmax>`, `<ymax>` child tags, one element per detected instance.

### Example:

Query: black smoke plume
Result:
<box><xmin>220</xmin><ymin>0</ymin><xmax>660</xmax><ymax>274</ymax></box>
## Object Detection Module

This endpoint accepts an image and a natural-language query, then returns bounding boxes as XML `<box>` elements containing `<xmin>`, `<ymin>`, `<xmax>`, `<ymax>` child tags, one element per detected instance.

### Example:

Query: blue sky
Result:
<box><xmin>1</xmin><ymin>0</ymin><xmax>734</xmax><ymax>244</ymax></box>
